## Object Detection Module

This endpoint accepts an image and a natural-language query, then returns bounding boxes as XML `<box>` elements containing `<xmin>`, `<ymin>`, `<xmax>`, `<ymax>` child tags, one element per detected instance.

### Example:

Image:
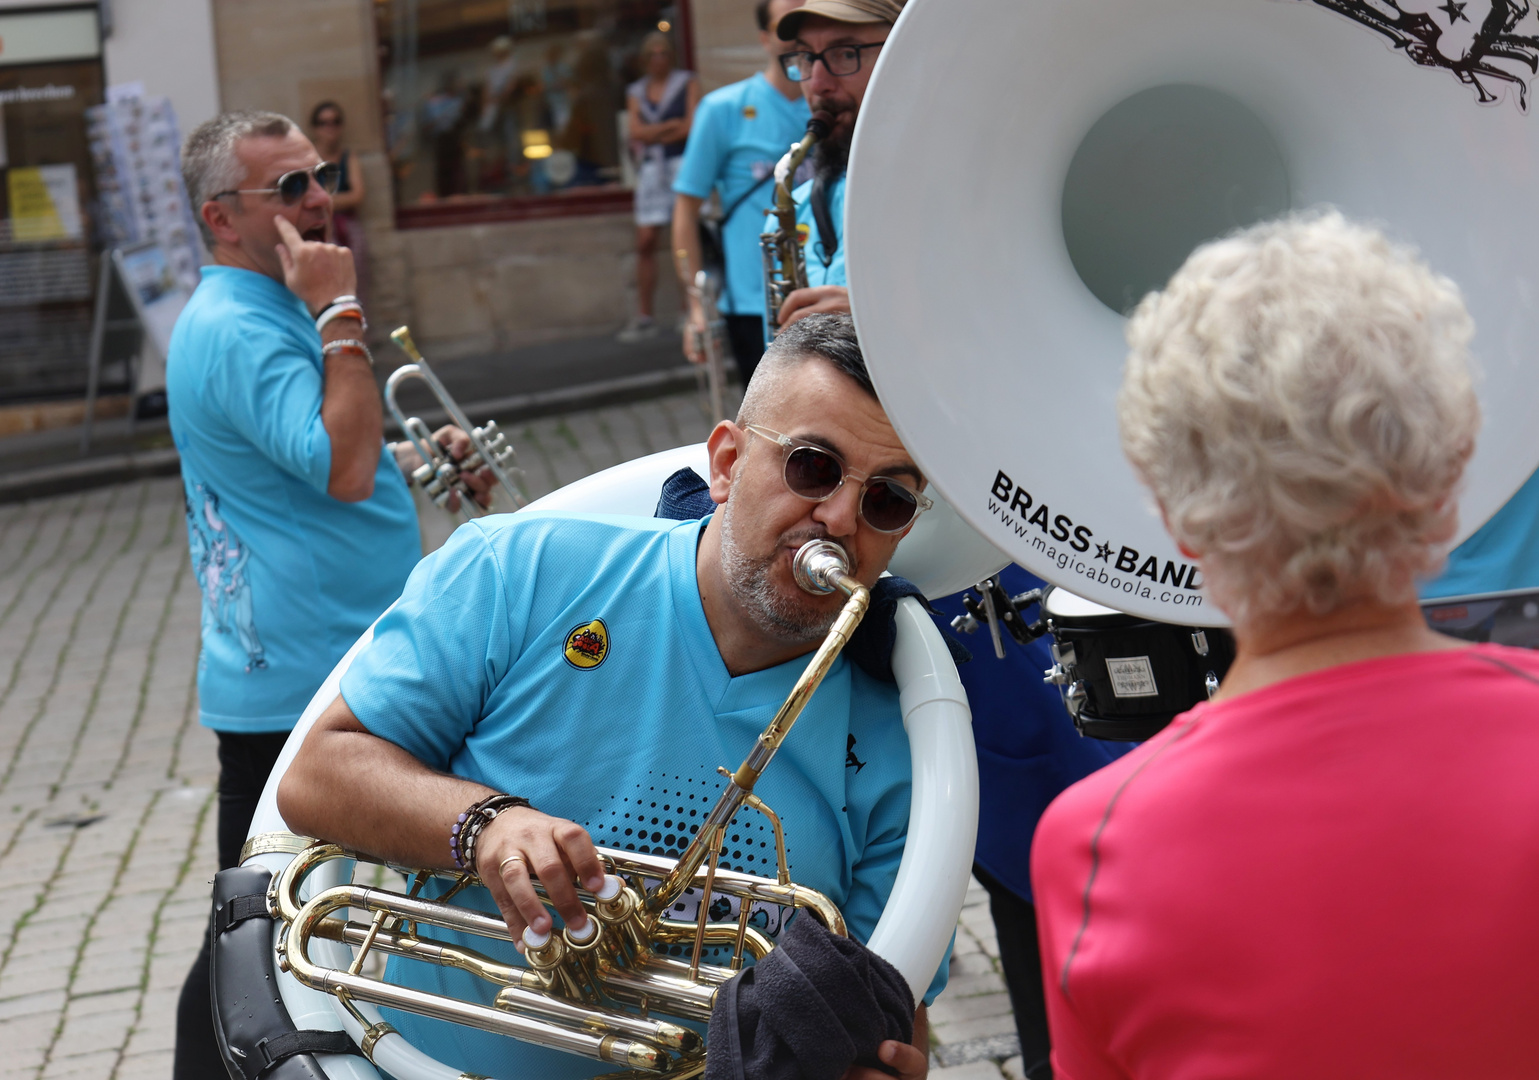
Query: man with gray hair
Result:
<box><xmin>170</xmin><ymin>109</ymin><xmax>489</xmax><ymax>1078</ymax></box>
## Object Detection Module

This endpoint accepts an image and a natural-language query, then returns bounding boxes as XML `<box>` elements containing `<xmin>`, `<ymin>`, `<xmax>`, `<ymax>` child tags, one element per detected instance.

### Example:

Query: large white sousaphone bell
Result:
<box><xmin>847</xmin><ymin>0</ymin><xmax>1539</xmax><ymax>627</ymax></box>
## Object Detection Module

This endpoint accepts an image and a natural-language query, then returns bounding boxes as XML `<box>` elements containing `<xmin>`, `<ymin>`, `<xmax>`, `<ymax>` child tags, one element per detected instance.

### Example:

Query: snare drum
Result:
<box><xmin>1042</xmin><ymin>587</ymin><xmax>1235</xmax><ymax>741</ymax></box>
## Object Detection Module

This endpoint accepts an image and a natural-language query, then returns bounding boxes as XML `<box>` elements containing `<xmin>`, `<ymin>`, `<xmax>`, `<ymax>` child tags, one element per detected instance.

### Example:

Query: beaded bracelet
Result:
<box><xmin>450</xmin><ymin>793</ymin><xmax>533</xmax><ymax>875</ymax></box>
<box><xmin>321</xmin><ymin>338</ymin><xmax>374</xmax><ymax>367</ymax></box>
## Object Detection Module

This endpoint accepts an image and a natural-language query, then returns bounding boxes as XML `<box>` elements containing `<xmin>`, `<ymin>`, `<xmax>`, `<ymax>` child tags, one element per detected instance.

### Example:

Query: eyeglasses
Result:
<box><xmin>777</xmin><ymin>41</ymin><xmax>885</xmax><ymax>83</ymax></box>
<box><xmin>313</xmin><ymin>117</ymin><xmax>342</xmax><ymax>128</ymax></box>
<box><xmin>746</xmin><ymin>425</ymin><xmax>931</xmax><ymax>533</ymax></box>
<box><xmin>213</xmin><ymin>161</ymin><xmax>342</xmax><ymax>205</ymax></box>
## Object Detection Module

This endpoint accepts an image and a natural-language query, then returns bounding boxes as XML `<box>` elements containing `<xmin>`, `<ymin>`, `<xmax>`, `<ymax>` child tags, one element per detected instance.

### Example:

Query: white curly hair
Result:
<box><xmin>1117</xmin><ymin>210</ymin><xmax>1480</xmax><ymax>623</ymax></box>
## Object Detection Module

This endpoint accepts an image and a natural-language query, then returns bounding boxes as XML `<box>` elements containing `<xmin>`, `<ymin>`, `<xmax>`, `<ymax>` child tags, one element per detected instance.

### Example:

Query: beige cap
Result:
<box><xmin>777</xmin><ymin>0</ymin><xmax>904</xmax><ymax>40</ymax></box>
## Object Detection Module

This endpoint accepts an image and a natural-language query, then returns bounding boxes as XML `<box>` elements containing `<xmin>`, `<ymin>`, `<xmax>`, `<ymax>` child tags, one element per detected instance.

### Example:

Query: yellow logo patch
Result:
<box><xmin>796</xmin><ymin>221</ymin><xmax>811</xmax><ymax>246</ymax></box>
<box><xmin>563</xmin><ymin>619</ymin><xmax>610</xmax><ymax>670</ymax></box>
<box><xmin>742</xmin><ymin>105</ymin><xmax>758</xmax><ymax>120</ymax></box>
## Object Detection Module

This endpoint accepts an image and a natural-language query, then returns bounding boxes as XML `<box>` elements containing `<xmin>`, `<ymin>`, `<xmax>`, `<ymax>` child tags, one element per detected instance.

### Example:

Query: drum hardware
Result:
<box><xmin>1039</xmin><ymin>586</ymin><xmax>1234</xmax><ymax>742</ymax></box>
<box><xmin>949</xmin><ymin>577</ymin><xmax>1047</xmax><ymax>658</ymax></box>
<box><xmin>760</xmin><ymin>112</ymin><xmax>831</xmax><ymax>341</ymax></box>
<box><xmin>674</xmin><ymin>248</ymin><xmax>730</xmax><ymax>423</ymax></box>
<box><xmin>268</xmin><ymin>540</ymin><xmax>870</xmax><ymax>1077</ymax></box>
<box><xmin>385</xmin><ymin>326</ymin><xmax>526</xmax><ymax>521</ymax></box>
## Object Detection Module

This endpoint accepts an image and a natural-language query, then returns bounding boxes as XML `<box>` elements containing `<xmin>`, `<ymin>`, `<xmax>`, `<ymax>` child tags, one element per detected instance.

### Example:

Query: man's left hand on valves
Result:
<box><xmin>392</xmin><ymin>424</ymin><xmax>497</xmax><ymax>511</ymax></box>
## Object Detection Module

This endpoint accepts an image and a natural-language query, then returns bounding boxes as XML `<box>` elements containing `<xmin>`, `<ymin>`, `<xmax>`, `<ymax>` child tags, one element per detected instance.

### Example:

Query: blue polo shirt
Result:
<box><xmin>1423</xmin><ymin>467</ymin><xmax>1539</xmax><ymax>598</ymax></box>
<box><xmin>340</xmin><ymin>511</ymin><xmax>948</xmax><ymax>1078</ymax></box>
<box><xmin>167</xmin><ymin>265</ymin><xmax>420</xmax><ymax>732</ymax></box>
<box><xmin>793</xmin><ymin>171</ymin><xmax>847</xmax><ymax>288</ymax></box>
<box><xmin>674</xmin><ymin>73</ymin><xmax>810</xmax><ymax>316</ymax></box>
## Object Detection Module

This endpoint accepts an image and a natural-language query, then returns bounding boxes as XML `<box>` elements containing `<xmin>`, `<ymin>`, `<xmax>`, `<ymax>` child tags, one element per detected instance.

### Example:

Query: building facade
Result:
<box><xmin>0</xmin><ymin>0</ymin><xmax>762</xmax><ymax>428</ymax></box>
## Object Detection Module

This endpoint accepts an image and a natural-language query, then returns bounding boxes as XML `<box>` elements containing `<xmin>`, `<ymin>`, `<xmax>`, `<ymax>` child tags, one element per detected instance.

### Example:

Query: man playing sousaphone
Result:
<box><xmin>280</xmin><ymin>314</ymin><xmax>946</xmax><ymax>1079</ymax></box>
<box><xmin>1032</xmin><ymin>212</ymin><xmax>1539</xmax><ymax>1076</ymax></box>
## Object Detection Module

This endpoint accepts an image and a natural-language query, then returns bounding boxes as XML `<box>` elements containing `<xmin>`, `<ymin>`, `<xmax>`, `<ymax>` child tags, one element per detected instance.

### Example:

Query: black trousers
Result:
<box><xmin>724</xmin><ymin>314</ymin><xmax>768</xmax><ymax>388</ymax></box>
<box><xmin>973</xmin><ymin>864</ymin><xmax>1054</xmax><ymax>1080</ymax></box>
<box><xmin>174</xmin><ymin>730</ymin><xmax>292</xmax><ymax>1080</ymax></box>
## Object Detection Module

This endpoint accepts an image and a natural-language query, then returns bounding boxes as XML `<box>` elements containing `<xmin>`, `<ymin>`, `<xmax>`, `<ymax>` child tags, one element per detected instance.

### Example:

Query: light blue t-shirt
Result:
<box><xmin>340</xmin><ymin>511</ymin><xmax>949</xmax><ymax>1078</ymax></box>
<box><xmin>167</xmin><ymin>265</ymin><xmax>420</xmax><ymax>733</ymax></box>
<box><xmin>793</xmin><ymin>171</ymin><xmax>848</xmax><ymax>289</ymax></box>
<box><xmin>1423</xmin><ymin>466</ymin><xmax>1539</xmax><ymax>598</ymax></box>
<box><xmin>674</xmin><ymin>73</ymin><xmax>810</xmax><ymax>317</ymax></box>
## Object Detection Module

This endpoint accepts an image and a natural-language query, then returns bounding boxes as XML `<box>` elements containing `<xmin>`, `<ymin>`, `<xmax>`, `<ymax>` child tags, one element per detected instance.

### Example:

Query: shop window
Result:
<box><xmin>377</xmin><ymin>0</ymin><xmax>690</xmax><ymax>227</ymax></box>
<box><xmin>0</xmin><ymin>5</ymin><xmax>106</xmax><ymax>405</ymax></box>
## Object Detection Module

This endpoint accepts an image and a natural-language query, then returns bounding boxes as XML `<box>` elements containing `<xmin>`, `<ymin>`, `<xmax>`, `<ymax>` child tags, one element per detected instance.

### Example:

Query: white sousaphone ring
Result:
<box><xmin>847</xmin><ymin>0</ymin><xmax>1539</xmax><ymax>627</ymax></box>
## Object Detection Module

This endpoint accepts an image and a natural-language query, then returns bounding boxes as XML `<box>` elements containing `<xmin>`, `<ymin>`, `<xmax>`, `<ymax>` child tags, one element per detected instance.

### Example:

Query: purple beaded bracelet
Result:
<box><xmin>450</xmin><ymin>794</ymin><xmax>531</xmax><ymax>874</ymax></box>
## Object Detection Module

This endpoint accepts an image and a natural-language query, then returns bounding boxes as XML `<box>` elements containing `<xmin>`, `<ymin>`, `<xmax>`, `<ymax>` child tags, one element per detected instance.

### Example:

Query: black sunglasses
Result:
<box><xmin>214</xmin><ymin>161</ymin><xmax>342</xmax><ymax>205</ymax></box>
<box><xmin>747</xmin><ymin>425</ymin><xmax>931</xmax><ymax>533</ymax></box>
<box><xmin>777</xmin><ymin>41</ymin><xmax>885</xmax><ymax>83</ymax></box>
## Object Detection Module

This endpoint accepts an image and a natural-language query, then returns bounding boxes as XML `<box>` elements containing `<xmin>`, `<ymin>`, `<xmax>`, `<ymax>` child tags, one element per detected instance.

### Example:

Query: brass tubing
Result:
<box><xmin>287</xmin><ymin>888</ymin><xmax>667</xmax><ymax>1070</ymax></box>
<box><xmin>647</xmin><ymin>559</ymin><xmax>869</xmax><ymax>915</ymax></box>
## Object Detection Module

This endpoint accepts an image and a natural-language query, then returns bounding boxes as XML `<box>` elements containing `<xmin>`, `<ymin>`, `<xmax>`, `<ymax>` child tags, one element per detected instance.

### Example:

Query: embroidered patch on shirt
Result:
<box><xmin>563</xmin><ymin>619</ymin><xmax>610</xmax><ymax>669</ymax></box>
<box><xmin>743</xmin><ymin>104</ymin><xmax>758</xmax><ymax>119</ymax></box>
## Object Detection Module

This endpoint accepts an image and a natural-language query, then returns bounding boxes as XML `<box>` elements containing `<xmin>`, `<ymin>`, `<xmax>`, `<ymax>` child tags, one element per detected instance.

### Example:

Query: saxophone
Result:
<box><xmin>760</xmin><ymin>112</ymin><xmax>832</xmax><ymax>341</ymax></box>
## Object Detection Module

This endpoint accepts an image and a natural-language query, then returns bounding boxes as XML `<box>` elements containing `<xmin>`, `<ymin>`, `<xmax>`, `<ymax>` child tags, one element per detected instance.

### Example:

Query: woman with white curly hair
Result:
<box><xmin>1030</xmin><ymin>211</ymin><xmax>1539</xmax><ymax>1079</ymax></box>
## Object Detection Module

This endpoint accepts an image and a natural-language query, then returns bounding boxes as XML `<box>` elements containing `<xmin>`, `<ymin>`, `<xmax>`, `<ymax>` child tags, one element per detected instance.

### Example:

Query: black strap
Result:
<box><xmin>721</xmin><ymin>173</ymin><xmax>774</xmax><ymax>230</ymax></box>
<box><xmin>256</xmin><ymin>1030</ymin><xmax>361</xmax><ymax>1071</ymax></box>
<box><xmin>215</xmin><ymin>892</ymin><xmax>269</xmax><ymax>935</ymax></box>
<box><xmin>810</xmin><ymin>172</ymin><xmax>839</xmax><ymax>269</ymax></box>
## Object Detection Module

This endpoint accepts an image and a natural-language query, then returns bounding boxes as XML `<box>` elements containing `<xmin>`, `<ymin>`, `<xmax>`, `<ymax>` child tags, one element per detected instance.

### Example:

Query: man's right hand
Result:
<box><xmin>478</xmin><ymin>806</ymin><xmax>607</xmax><ymax>941</ymax></box>
<box><xmin>275</xmin><ymin>216</ymin><xmax>358</xmax><ymax>315</ymax></box>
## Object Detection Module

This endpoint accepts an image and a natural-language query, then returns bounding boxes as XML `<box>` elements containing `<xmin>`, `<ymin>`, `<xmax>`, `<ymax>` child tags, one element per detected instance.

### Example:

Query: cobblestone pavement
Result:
<box><xmin>0</xmin><ymin>389</ymin><xmax>1024</xmax><ymax>1079</ymax></box>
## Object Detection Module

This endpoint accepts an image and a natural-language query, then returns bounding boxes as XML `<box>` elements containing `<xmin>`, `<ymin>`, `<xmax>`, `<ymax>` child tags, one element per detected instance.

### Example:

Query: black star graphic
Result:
<box><xmin>1094</xmin><ymin>541</ymin><xmax>1113</xmax><ymax>563</ymax></box>
<box><xmin>1439</xmin><ymin>0</ymin><xmax>1468</xmax><ymax>23</ymax></box>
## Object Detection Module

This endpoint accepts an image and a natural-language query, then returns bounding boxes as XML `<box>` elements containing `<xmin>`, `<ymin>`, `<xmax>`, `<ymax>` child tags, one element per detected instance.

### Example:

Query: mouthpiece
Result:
<box><xmin>390</xmin><ymin>326</ymin><xmax>424</xmax><ymax>363</ymax></box>
<box><xmin>793</xmin><ymin>540</ymin><xmax>851</xmax><ymax>595</ymax></box>
<box><xmin>806</xmin><ymin>112</ymin><xmax>833</xmax><ymax>139</ymax></box>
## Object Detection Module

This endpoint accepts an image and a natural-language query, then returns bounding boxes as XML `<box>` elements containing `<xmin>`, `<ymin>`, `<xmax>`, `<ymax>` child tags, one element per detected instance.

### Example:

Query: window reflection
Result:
<box><xmin>378</xmin><ymin>0</ymin><xmax>681</xmax><ymax>208</ymax></box>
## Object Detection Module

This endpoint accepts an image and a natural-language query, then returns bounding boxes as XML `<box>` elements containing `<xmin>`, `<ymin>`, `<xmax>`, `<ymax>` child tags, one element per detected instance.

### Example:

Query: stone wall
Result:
<box><xmin>208</xmin><ymin>0</ymin><xmax>759</xmax><ymax>361</ymax></box>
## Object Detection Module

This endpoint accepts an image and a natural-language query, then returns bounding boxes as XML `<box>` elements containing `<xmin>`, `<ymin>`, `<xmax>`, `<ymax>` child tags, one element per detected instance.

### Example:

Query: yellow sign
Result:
<box><xmin>7</xmin><ymin>164</ymin><xmax>81</xmax><ymax>242</ymax></box>
<box><xmin>563</xmin><ymin>619</ymin><xmax>610</xmax><ymax>670</ymax></box>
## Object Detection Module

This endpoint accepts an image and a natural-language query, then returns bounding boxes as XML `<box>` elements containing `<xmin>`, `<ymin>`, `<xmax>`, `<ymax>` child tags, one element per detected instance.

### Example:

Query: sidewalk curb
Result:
<box><xmin>0</xmin><ymin>364</ymin><xmax>732</xmax><ymax>504</ymax></box>
<box><xmin>0</xmin><ymin>447</ymin><xmax>182</xmax><ymax>504</ymax></box>
<box><xmin>387</xmin><ymin>362</ymin><xmax>736</xmax><ymax>430</ymax></box>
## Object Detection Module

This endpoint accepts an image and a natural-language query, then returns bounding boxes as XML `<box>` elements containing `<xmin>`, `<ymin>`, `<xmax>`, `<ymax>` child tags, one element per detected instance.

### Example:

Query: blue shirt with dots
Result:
<box><xmin>340</xmin><ymin>510</ymin><xmax>949</xmax><ymax>1078</ymax></box>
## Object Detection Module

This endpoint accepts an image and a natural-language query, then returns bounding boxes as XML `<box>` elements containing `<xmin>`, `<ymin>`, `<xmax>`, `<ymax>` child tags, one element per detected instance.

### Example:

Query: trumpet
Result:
<box><xmin>675</xmin><ymin>247</ymin><xmax>729</xmax><ymax>423</ymax></box>
<box><xmin>759</xmin><ymin>112</ymin><xmax>831</xmax><ymax>341</ymax></box>
<box><xmin>385</xmin><ymin>326</ymin><xmax>526</xmax><ymax>519</ymax></box>
<box><xmin>270</xmin><ymin>541</ymin><xmax>868</xmax><ymax>1077</ymax></box>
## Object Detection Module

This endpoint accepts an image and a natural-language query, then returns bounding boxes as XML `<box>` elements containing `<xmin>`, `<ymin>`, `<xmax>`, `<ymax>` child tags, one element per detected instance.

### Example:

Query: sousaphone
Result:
<box><xmin>847</xmin><ymin>0</ymin><xmax>1539</xmax><ymax>628</ymax></box>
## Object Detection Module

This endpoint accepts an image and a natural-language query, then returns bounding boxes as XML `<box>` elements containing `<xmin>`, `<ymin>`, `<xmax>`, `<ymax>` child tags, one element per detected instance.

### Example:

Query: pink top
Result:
<box><xmin>1031</xmin><ymin>644</ymin><xmax>1539</xmax><ymax>1080</ymax></box>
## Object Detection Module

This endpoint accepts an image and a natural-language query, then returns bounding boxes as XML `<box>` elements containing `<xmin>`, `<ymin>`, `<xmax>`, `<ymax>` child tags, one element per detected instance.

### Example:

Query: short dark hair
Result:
<box><xmin>755</xmin><ymin>0</ymin><xmax>773</xmax><ymax>31</ymax></box>
<box><xmin>310</xmin><ymin>100</ymin><xmax>344</xmax><ymax>127</ymax></box>
<box><xmin>764</xmin><ymin>312</ymin><xmax>875</xmax><ymax>397</ymax></box>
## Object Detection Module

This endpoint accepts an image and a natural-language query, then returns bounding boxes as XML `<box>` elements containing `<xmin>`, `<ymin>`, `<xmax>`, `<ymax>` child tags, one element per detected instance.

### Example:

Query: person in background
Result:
<box><xmin>308</xmin><ymin>101</ymin><xmax>367</xmax><ymax>305</ymax></box>
<box><xmin>1034</xmin><ymin>211</ymin><xmax>1539</xmax><ymax>1078</ymax></box>
<box><xmin>927</xmin><ymin>568</ymin><xmax>1131</xmax><ymax>1080</ymax></box>
<box><xmin>672</xmin><ymin>0</ymin><xmax>810</xmax><ymax>385</ymax></box>
<box><xmin>169</xmin><ymin>110</ymin><xmax>491</xmax><ymax>1079</ymax></box>
<box><xmin>619</xmin><ymin>32</ymin><xmax>700</xmax><ymax>343</ymax></box>
<box><xmin>480</xmin><ymin>36</ymin><xmax>523</xmax><ymax>187</ymax></box>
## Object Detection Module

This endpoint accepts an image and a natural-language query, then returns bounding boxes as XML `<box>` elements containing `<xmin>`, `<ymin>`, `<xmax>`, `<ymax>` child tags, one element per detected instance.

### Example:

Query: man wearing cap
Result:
<box><xmin>672</xmin><ymin>0</ymin><xmax>810</xmax><ymax>385</ymax></box>
<box><xmin>773</xmin><ymin>0</ymin><xmax>902</xmax><ymax>329</ymax></box>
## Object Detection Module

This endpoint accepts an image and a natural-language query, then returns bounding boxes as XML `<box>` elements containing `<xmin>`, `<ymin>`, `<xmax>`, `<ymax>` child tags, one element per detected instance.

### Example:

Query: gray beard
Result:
<box><xmin>718</xmin><ymin>502</ymin><xmax>841</xmax><ymax>644</ymax></box>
